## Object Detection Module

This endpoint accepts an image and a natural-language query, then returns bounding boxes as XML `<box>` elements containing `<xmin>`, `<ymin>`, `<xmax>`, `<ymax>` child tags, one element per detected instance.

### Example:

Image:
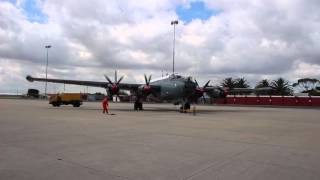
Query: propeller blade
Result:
<box><xmin>104</xmin><ymin>74</ymin><xmax>113</xmax><ymax>84</ymax></box>
<box><xmin>202</xmin><ymin>95</ymin><xmax>206</xmax><ymax>104</ymax></box>
<box><xmin>148</xmin><ymin>75</ymin><xmax>152</xmax><ymax>84</ymax></box>
<box><xmin>144</xmin><ymin>74</ymin><xmax>149</xmax><ymax>85</ymax></box>
<box><xmin>195</xmin><ymin>79</ymin><xmax>199</xmax><ymax>87</ymax></box>
<box><xmin>114</xmin><ymin>70</ymin><xmax>117</xmax><ymax>83</ymax></box>
<box><xmin>203</xmin><ymin>80</ymin><xmax>210</xmax><ymax>89</ymax></box>
<box><xmin>117</xmin><ymin>76</ymin><xmax>124</xmax><ymax>84</ymax></box>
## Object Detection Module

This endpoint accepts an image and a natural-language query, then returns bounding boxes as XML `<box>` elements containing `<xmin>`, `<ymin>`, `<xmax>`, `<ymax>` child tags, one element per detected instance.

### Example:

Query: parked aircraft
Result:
<box><xmin>26</xmin><ymin>72</ymin><xmax>227</xmax><ymax>111</ymax></box>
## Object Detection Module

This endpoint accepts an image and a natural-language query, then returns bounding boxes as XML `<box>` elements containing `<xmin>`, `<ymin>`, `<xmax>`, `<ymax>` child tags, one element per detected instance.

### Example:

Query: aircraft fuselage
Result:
<box><xmin>146</xmin><ymin>74</ymin><xmax>197</xmax><ymax>103</ymax></box>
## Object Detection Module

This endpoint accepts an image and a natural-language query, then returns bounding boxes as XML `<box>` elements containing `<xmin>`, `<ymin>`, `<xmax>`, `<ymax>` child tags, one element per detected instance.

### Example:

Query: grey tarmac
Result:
<box><xmin>1</xmin><ymin>99</ymin><xmax>320</xmax><ymax>180</ymax></box>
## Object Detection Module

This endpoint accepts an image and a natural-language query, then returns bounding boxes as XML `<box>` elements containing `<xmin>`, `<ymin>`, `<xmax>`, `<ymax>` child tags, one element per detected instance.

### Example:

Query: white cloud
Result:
<box><xmin>291</xmin><ymin>62</ymin><xmax>320</xmax><ymax>79</ymax></box>
<box><xmin>1</xmin><ymin>0</ymin><xmax>320</xmax><ymax>93</ymax></box>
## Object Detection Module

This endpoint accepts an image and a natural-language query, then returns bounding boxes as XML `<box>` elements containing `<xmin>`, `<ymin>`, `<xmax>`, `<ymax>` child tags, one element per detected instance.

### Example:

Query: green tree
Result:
<box><xmin>221</xmin><ymin>77</ymin><xmax>236</xmax><ymax>90</ymax></box>
<box><xmin>255</xmin><ymin>79</ymin><xmax>271</xmax><ymax>95</ymax></box>
<box><xmin>270</xmin><ymin>78</ymin><xmax>292</xmax><ymax>96</ymax></box>
<box><xmin>235</xmin><ymin>77</ymin><xmax>250</xmax><ymax>88</ymax></box>
<box><xmin>255</xmin><ymin>79</ymin><xmax>270</xmax><ymax>88</ymax></box>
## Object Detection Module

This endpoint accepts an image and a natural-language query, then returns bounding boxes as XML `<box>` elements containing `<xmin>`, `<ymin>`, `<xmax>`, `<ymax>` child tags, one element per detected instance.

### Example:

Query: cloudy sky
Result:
<box><xmin>1</xmin><ymin>0</ymin><xmax>320</xmax><ymax>94</ymax></box>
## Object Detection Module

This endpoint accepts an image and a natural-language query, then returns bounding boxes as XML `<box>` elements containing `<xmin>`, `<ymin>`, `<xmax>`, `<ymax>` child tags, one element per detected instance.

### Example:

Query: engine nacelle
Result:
<box><xmin>195</xmin><ymin>88</ymin><xmax>205</xmax><ymax>98</ymax></box>
<box><xmin>111</xmin><ymin>84</ymin><xmax>119</xmax><ymax>94</ymax></box>
<box><xmin>138</xmin><ymin>85</ymin><xmax>152</xmax><ymax>96</ymax></box>
<box><xmin>106</xmin><ymin>84</ymin><xmax>120</xmax><ymax>97</ymax></box>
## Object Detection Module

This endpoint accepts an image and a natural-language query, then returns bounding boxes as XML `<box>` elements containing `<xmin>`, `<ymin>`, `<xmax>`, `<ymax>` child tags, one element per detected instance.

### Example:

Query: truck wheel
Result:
<box><xmin>73</xmin><ymin>103</ymin><xmax>80</xmax><ymax>107</ymax></box>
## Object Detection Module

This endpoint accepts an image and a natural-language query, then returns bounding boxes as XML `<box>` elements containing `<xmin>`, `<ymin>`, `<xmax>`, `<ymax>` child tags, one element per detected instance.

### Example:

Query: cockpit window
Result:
<box><xmin>169</xmin><ymin>74</ymin><xmax>190</xmax><ymax>80</ymax></box>
<box><xmin>169</xmin><ymin>74</ymin><xmax>181</xmax><ymax>79</ymax></box>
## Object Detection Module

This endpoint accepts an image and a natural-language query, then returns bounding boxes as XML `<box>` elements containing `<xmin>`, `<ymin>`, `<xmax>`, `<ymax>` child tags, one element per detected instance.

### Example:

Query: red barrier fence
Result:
<box><xmin>214</xmin><ymin>96</ymin><xmax>320</xmax><ymax>106</ymax></box>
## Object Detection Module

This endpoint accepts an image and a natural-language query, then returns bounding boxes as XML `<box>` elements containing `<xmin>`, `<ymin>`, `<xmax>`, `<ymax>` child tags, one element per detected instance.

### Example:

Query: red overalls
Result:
<box><xmin>102</xmin><ymin>97</ymin><xmax>109</xmax><ymax>114</ymax></box>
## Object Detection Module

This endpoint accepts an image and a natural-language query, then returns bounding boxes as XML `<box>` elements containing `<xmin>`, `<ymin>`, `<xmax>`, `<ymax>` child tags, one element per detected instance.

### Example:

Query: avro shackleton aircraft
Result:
<box><xmin>26</xmin><ymin>72</ymin><xmax>227</xmax><ymax>111</ymax></box>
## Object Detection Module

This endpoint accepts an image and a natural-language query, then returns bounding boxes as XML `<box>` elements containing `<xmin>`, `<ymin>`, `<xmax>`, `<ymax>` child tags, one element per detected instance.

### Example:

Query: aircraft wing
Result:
<box><xmin>203</xmin><ymin>86</ymin><xmax>274</xmax><ymax>99</ymax></box>
<box><xmin>204</xmin><ymin>86</ymin><xmax>226</xmax><ymax>98</ymax></box>
<box><xmin>26</xmin><ymin>75</ymin><xmax>142</xmax><ymax>90</ymax></box>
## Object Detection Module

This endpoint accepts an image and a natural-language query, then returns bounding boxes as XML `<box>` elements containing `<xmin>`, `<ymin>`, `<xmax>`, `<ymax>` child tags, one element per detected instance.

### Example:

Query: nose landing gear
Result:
<box><xmin>180</xmin><ymin>102</ymin><xmax>191</xmax><ymax>113</ymax></box>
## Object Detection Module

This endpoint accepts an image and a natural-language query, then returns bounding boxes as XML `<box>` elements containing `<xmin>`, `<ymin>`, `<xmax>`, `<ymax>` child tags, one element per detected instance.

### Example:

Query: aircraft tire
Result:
<box><xmin>134</xmin><ymin>101</ymin><xmax>138</xmax><ymax>110</ymax></box>
<box><xmin>179</xmin><ymin>106</ymin><xmax>184</xmax><ymax>113</ymax></box>
<box><xmin>184</xmin><ymin>103</ymin><xmax>190</xmax><ymax>110</ymax></box>
<box><xmin>134</xmin><ymin>101</ymin><xmax>143</xmax><ymax>110</ymax></box>
<box><xmin>179</xmin><ymin>103</ymin><xmax>190</xmax><ymax>113</ymax></box>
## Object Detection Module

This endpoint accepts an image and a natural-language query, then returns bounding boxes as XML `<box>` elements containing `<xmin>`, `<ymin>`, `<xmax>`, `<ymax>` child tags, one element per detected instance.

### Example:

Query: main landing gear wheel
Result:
<box><xmin>180</xmin><ymin>102</ymin><xmax>190</xmax><ymax>113</ymax></box>
<box><xmin>134</xmin><ymin>101</ymin><xmax>143</xmax><ymax>110</ymax></box>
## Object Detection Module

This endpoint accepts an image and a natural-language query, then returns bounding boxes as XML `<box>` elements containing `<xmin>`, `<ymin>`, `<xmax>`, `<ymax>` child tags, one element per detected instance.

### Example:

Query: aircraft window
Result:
<box><xmin>169</xmin><ymin>74</ymin><xmax>184</xmax><ymax>80</ymax></box>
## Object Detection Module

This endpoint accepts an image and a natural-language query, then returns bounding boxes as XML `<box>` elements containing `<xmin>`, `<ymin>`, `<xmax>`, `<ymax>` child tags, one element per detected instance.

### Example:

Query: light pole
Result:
<box><xmin>171</xmin><ymin>20</ymin><xmax>178</xmax><ymax>74</ymax></box>
<box><xmin>45</xmin><ymin>45</ymin><xmax>51</xmax><ymax>98</ymax></box>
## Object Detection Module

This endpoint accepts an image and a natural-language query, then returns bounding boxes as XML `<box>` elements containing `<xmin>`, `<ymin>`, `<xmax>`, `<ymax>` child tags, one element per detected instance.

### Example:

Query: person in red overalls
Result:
<box><xmin>102</xmin><ymin>96</ymin><xmax>109</xmax><ymax>114</ymax></box>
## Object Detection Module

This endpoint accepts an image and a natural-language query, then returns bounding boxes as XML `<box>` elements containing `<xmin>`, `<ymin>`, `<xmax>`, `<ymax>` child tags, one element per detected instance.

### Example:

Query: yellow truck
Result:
<box><xmin>49</xmin><ymin>93</ymin><xmax>82</xmax><ymax>107</ymax></box>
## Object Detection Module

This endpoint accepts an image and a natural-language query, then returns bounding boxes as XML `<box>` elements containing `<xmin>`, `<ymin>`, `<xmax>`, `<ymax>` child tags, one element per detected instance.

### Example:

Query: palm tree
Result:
<box><xmin>235</xmin><ymin>77</ymin><xmax>250</xmax><ymax>88</ymax></box>
<box><xmin>255</xmin><ymin>79</ymin><xmax>271</xmax><ymax>95</ymax></box>
<box><xmin>221</xmin><ymin>77</ymin><xmax>236</xmax><ymax>90</ymax></box>
<box><xmin>255</xmin><ymin>79</ymin><xmax>270</xmax><ymax>88</ymax></box>
<box><xmin>270</xmin><ymin>78</ymin><xmax>292</xmax><ymax>96</ymax></box>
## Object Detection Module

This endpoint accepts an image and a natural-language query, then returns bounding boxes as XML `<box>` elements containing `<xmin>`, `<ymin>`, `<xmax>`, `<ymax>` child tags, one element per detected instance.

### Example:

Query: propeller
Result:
<box><xmin>104</xmin><ymin>70</ymin><xmax>124</xmax><ymax>97</ymax></box>
<box><xmin>142</xmin><ymin>74</ymin><xmax>152</xmax><ymax>94</ymax></box>
<box><xmin>194</xmin><ymin>79</ymin><xmax>210</xmax><ymax>103</ymax></box>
